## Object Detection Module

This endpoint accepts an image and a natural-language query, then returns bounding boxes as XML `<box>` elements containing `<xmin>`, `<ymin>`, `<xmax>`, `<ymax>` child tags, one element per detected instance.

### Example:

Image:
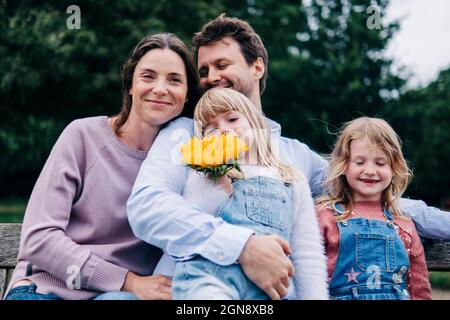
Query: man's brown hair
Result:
<box><xmin>192</xmin><ymin>14</ymin><xmax>269</xmax><ymax>94</ymax></box>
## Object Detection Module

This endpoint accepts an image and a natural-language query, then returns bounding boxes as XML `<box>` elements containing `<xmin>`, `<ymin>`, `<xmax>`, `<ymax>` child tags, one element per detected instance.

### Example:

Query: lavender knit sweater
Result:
<box><xmin>5</xmin><ymin>116</ymin><xmax>162</xmax><ymax>300</ymax></box>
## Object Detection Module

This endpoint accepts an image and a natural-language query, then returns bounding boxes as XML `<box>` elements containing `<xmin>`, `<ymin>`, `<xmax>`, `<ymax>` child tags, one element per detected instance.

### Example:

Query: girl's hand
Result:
<box><xmin>122</xmin><ymin>271</ymin><xmax>172</xmax><ymax>300</ymax></box>
<box><xmin>215</xmin><ymin>175</ymin><xmax>233</xmax><ymax>196</ymax></box>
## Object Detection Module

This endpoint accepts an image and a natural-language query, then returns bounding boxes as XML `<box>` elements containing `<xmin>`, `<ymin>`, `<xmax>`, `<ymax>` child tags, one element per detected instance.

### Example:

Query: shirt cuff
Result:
<box><xmin>199</xmin><ymin>223</ymin><xmax>254</xmax><ymax>266</ymax></box>
<box><xmin>81</xmin><ymin>254</ymin><xmax>129</xmax><ymax>292</ymax></box>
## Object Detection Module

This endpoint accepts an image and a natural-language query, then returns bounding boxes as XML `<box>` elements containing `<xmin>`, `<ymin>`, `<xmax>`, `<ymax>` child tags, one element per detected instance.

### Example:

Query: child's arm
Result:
<box><xmin>405</xmin><ymin>222</ymin><xmax>432</xmax><ymax>300</ymax></box>
<box><xmin>290</xmin><ymin>176</ymin><xmax>329</xmax><ymax>299</ymax></box>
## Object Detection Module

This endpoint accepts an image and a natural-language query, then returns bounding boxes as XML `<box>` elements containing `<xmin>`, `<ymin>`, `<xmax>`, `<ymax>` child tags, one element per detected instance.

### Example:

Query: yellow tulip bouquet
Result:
<box><xmin>180</xmin><ymin>134</ymin><xmax>249</xmax><ymax>183</ymax></box>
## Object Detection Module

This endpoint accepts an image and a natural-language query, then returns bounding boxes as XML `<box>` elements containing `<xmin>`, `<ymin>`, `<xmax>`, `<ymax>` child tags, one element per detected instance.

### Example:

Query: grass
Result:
<box><xmin>0</xmin><ymin>197</ymin><xmax>26</xmax><ymax>223</ymax></box>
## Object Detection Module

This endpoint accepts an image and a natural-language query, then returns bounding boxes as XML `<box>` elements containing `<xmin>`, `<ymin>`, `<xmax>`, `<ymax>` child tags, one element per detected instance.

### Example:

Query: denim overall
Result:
<box><xmin>329</xmin><ymin>204</ymin><xmax>411</xmax><ymax>300</ymax></box>
<box><xmin>173</xmin><ymin>176</ymin><xmax>293</xmax><ymax>300</ymax></box>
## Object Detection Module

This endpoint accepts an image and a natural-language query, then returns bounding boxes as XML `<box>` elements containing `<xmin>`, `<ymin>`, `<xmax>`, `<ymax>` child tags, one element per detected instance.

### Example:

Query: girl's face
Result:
<box><xmin>203</xmin><ymin>110</ymin><xmax>254</xmax><ymax>147</ymax></box>
<box><xmin>344</xmin><ymin>137</ymin><xmax>393</xmax><ymax>202</ymax></box>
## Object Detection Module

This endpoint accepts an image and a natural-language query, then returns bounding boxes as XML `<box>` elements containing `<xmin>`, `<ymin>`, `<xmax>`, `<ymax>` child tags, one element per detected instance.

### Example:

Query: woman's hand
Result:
<box><xmin>122</xmin><ymin>271</ymin><xmax>172</xmax><ymax>300</ymax></box>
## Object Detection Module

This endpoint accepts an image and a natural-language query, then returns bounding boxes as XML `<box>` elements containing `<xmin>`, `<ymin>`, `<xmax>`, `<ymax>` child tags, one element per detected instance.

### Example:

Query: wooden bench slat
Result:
<box><xmin>424</xmin><ymin>240</ymin><xmax>450</xmax><ymax>271</ymax></box>
<box><xmin>0</xmin><ymin>268</ymin><xmax>7</xmax><ymax>300</ymax></box>
<box><xmin>0</xmin><ymin>224</ymin><xmax>21</xmax><ymax>268</ymax></box>
<box><xmin>7</xmin><ymin>269</ymin><xmax>14</xmax><ymax>285</ymax></box>
<box><xmin>0</xmin><ymin>223</ymin><xmax>449</xmax><ymax>299</ymax></box>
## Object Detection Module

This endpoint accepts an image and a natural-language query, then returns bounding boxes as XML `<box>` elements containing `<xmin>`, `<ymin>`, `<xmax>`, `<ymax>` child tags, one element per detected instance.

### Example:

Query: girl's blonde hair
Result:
<box><xmin>318</xmin><ymin>117</ymin><xmax>412</xmax><ymax>219</ymax></box>
<box><xmin>194</xmin><ymin>87</ymin><xmax>297</xmax><ymax>182</ymax></box>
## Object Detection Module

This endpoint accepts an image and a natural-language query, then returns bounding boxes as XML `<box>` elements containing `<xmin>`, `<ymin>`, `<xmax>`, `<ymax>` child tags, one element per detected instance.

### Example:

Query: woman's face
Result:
<box><xmin>129</xmin><ymin>48</ymin><xmax>188</xmax><ymax>126</ymax></box>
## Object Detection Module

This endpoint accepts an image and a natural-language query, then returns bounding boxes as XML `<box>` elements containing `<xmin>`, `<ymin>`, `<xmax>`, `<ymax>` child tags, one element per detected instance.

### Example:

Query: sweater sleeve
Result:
<box><xmin>18</xmin><ymin>121</ymin><xmax>129</xmax><ymax>292</ymax></box>
<box><xmin>290</xmin><ymin>177</ymin><xmax>329</xmax><ymax>300</ymax></box>
<box><xmin>316</xmin><ymin>204</ymin><xmax>330</xmax><ymax>249</ymax></box>
<box><xmin>406</xmin><ymin>222</ymin><xmax>432</xmax><ymax>300</ymax></box>
<box><xmin>315</xmin><ymin>203</ymin><xmax>336</xmax><ymax>282</ymax></box>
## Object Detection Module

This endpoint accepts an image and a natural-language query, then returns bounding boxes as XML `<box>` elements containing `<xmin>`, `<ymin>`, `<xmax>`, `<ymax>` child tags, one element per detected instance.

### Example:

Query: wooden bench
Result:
<box><xmin>1</xmin><ymin>223</ymin><xmax>450</xmax><ymax>299</ymax></box>
<box><xmin>0</xmin><ymin>224</ymin><xmax>20</xmax><ymax>299</ymax></box>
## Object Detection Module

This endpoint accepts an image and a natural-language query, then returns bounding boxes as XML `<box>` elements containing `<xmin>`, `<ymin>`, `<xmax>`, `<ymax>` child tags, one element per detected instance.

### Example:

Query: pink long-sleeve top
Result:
<box><xmin>316</xmin><ymin>201</ymin><xmax>432</xmax><ymax>300</ymax></box>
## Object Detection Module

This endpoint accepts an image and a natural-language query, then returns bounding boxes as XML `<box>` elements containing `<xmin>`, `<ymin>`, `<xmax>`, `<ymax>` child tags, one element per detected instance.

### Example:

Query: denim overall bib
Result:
<box><xmin>329</xmin><ymin>204</ymin><xmax>410</xmax><ymax>300</ymax></box>
<box><xmin>173</xmin><ymin>176</ymin><xmax>293</xmax><ymax>300</ymax></box>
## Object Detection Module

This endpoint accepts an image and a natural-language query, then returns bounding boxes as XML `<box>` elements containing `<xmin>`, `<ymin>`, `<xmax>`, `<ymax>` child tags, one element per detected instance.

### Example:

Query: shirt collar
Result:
<box><xmin>265</xmin><ymin>117</ymin><xmax>282</xmax><ymax>137</ymax></box>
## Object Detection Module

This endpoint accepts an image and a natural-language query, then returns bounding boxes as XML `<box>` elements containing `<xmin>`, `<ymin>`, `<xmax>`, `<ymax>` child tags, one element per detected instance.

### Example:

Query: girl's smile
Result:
<box><xmin>344</xmin><ymin>137</ymin><xmax>393</xmax><ymax>202</ymax></box>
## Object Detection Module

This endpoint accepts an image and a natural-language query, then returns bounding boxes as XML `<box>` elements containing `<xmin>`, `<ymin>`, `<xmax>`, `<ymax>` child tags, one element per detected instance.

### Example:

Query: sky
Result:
<box><xmin>384</xmin><ymin>0</ymin><xmax>450</xmax><ymax>88</ymax></box>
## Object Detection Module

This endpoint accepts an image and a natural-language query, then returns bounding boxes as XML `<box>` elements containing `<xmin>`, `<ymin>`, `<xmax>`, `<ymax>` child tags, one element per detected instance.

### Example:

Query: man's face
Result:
<box><xmin>197</xmin><ymin>37</ymin><xmax>260</xmax><ymax>100</ymax></box>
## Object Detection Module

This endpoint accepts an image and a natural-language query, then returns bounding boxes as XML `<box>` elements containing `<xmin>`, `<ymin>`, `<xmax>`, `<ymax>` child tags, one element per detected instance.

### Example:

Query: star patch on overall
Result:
<box><xmin>345</xmin><ymin>268</ymin><xmax>361</xmax><ymax>283</ymax></box>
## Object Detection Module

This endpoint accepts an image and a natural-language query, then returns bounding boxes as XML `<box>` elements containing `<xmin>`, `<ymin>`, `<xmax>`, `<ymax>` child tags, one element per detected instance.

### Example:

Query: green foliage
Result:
<box><xmin>0</xmin><ymin>0</ymin><xmax>223</xmax><ymax>196</ymax></box>
<box><xmin>382</xmin><ymin>68</ymin><xmax>450</xmax><ymax>205</ymax></box>
<box><xmin>0</xmin><ymin>0</ymin><xmax>448</xmax><ymax>206</ymax></box>
<box><xmin>258</xmin><ymin>0</ymin><xmax>403</xmax><ymax>151</ymax></box>
<box><xmin>430</xmin><ymin>272</ymin><xmax>450</xmax><ymax>290</ymax></box>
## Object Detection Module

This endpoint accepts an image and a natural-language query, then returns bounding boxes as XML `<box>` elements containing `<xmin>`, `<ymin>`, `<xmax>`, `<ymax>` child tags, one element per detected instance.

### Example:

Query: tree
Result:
<box><xmin>382</xmin><ymin>67</ymin><xmax>450</xmax><ymax>205</ymax></box>
<box><xmin>0</xmin><ymin>0</ymin><xmax>223</xmax><ymax>196</ymax></box>
<box><xmin>247</xmin><ymin>0</ymin><xmax>403</xmax><ymax>153</ymax></box>
<box><xmin>3</xmin><ymin>0</ymin><xmax>442</xmax><ymax>206</ymax></box>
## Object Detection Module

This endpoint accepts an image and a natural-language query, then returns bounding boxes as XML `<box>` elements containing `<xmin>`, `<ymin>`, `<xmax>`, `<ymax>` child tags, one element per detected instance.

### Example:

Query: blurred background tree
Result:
<box><xmin>382</xmin><ymin>68</ymin><xmax>450</xmax><ymax>206</ymax></box>
<box><xmin>0</xmin><ymin>0</ymin><xmax>448</xmax><ymax>208</ymax></box>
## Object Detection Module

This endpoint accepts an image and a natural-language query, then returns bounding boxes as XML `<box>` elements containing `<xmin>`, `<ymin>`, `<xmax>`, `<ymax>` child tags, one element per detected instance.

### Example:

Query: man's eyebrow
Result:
<box><xmin>199</xmin><ymin>58</ymin><xmax>230</xmax><ymax>67</ymax></box>
<box><xmin>216</xmin><ymin>58</ymin><xmax>231</xmax><ymax>64</ymax></box>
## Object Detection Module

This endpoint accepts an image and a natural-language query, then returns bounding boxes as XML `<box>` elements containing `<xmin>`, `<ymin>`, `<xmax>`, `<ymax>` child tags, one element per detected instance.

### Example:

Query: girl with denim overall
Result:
<box><xmin>154</xmin><ymin>87</ymin><xmax>328</xmax><ymax>300</ymax></box>
<box><xmin>316</xmin><ymin>117</ymin><xmax>431</xmax><ymax>300</ymax></box>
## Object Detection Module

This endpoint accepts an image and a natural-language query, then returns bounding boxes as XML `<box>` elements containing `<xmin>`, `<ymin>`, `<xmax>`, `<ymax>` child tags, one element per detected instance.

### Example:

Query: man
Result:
<box><xmin>127</xmin><ymin>14</ymin><xmax>450</xmax><ymax>299</ymax></box>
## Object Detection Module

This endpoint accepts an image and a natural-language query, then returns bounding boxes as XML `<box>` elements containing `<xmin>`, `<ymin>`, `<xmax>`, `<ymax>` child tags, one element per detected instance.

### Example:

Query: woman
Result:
<box><xmin>4</xmin><ymin>33</ymin><xmax>200</xmax><ymax>300</ymax></box>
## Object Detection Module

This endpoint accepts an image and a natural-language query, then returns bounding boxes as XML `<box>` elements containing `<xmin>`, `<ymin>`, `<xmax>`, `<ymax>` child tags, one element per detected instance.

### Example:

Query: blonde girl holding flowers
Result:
<box><xmin>156</xmin><ymin>87</ymin><xmax>328</xmax><ymax>300</ymax></box>
<box><xmin>317</xmin><ymin>117</ymin><xmax>431</xmax><ymax>300</ymax></box>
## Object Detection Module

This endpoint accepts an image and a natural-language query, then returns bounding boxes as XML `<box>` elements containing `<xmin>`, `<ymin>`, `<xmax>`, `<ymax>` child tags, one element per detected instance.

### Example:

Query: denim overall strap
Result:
<box><xmin>333</xmin><ymin>204</ymin><xmax>394</xmax><ymax>221</ymax></box>
<box><xmin>329</xmin><ymin>204</ymin><xmax>410</xmax><ymax>300</ymax></box>
<box><xmin>218</xmin><ymin>176</ymin><xmax>294</xmax><ymax>241</ymax></box>
<box><xmin>383</xmin><ymin>206</ymin><xmax>394</xmax><ymax>221</ymax></box>
<box><xmin>332</xmin><ymin>203</ymin><xmax>346</xmax><ymax>216</ymax></box>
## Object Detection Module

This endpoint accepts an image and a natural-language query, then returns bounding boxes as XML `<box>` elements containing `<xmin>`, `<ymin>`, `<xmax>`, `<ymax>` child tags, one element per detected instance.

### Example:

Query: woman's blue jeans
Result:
<box><xmin>4</xmin><ymin>283</ymin><xmax>138</xmax><ymax>300</ymax></box>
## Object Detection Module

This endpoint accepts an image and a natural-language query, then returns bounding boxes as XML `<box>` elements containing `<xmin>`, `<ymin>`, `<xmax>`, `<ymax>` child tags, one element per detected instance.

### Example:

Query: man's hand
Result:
<box><xmin>122</xmin><ymin>272</ymin><xmax>172</xmax><ymax>300</ymax></box>
<box><xmin>238</xmin><ymin>235</ymin><xmax>294</xmax><ymax>300</ymax></box>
